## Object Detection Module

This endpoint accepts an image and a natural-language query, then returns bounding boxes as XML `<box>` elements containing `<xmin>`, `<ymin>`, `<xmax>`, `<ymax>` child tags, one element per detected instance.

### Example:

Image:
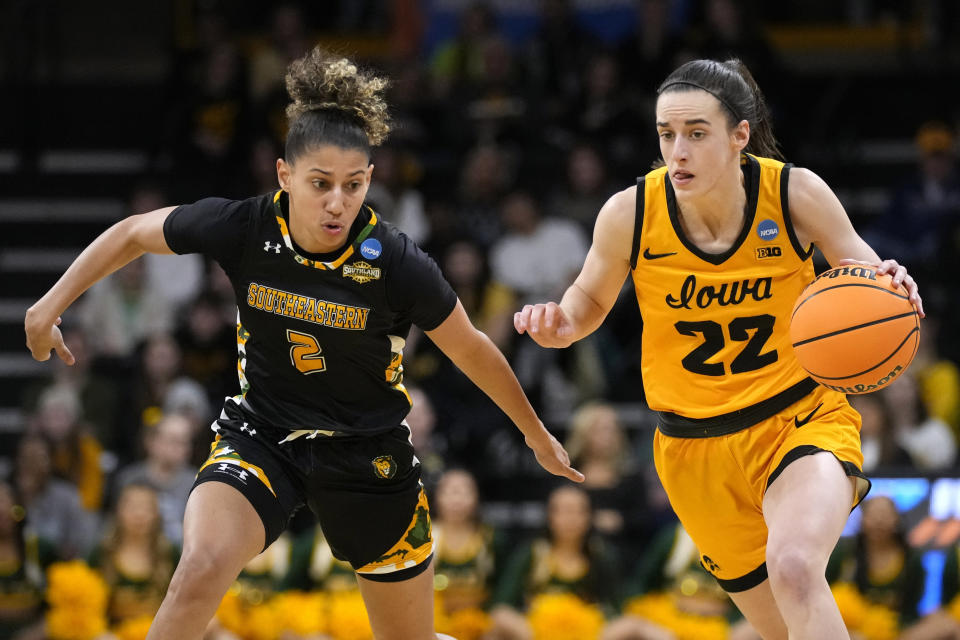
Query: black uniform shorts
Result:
<box><xmin>193</xmin><ymin>400</ymin><xmax>433</xmax><ymax>582</ymax></box>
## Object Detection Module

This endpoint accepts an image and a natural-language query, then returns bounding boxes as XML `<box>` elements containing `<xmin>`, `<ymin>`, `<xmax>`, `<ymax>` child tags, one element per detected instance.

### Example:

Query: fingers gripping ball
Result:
<box><xmin>789</xmin><ymin>265</ymin><xmax>920</xmax><ymax>394</ymax></box>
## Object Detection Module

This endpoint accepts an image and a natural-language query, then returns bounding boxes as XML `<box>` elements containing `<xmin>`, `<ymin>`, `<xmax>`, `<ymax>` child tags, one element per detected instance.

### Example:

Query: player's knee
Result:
<box><xmin>167</xmin><ymin>547</ymin><xmax>241</xmax><ymax>601</ymax></box>
<box><xmin>766</xmin><ymin>545</ymin><xmax>821</xmax><ymax>595</ymax></box>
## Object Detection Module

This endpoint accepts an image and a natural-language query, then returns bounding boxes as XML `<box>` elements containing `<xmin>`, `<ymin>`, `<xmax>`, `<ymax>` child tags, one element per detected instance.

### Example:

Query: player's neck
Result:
<box><xmin>676</xmin><ymin>177</ymin><xmax>746</xmax><ymax>246</ymax></box>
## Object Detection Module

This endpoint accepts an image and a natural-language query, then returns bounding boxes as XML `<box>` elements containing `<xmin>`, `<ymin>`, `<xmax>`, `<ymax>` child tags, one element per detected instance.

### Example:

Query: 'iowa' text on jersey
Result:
<box><xmin>666</xmin><ymin>275</ymin><xmax>773</xmax><ymax>310</ymax></box>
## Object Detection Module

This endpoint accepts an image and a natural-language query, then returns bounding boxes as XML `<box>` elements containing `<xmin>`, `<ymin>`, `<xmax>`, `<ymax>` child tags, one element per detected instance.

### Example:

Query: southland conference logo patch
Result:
<box><xmin>372</xmin><ymin>455</ymin><xmax>397</xmax><ymax>479</ymax></box>
<box><xmin>343</xmin><ymin>261</ymin><xmax>381</xmax><ymax>284</ymax></box>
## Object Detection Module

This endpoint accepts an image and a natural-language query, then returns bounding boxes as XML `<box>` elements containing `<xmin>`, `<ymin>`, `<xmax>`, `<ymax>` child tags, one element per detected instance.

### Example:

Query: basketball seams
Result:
<box><xmin>796</xmin><ymin>327</ymin><xmax>919</xmax><ymax>380</ymax></box>
<box><xmin>791</xmin><ymin>310</ymin><xmax>918</xmax><ymax>347</ymax></box>
<box><xmin>790</xmin><ymin>281</ymin><xmax>910</xmax><ymax>324</ymax></box>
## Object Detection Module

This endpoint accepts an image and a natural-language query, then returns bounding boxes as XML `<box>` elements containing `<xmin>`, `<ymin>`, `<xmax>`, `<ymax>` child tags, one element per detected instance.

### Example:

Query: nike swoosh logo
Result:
<box><xmin>643</xmin><ymin>248</ymin><xmax>677</xmax><ymax>260</ymax></box>
<box><xmin>794</xmin><ymin>403</ymin><xmax>823</xmax><ymax>428</ymax></box>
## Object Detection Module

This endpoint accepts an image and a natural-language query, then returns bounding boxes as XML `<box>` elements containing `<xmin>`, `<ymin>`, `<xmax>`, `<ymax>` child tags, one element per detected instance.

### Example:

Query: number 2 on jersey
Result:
<box><xmin>287</xmin><ymin>329</ymin><xmax>326</xmax><ymax>374</ymax></box>
<box><xmin>675</xmin><ymin>314</ymin><xmax>777</xmax><ymax>376</ymax></box>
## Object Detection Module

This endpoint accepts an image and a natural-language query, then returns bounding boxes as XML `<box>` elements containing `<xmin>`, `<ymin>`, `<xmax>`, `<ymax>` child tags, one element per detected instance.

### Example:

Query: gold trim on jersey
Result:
<box><xmin>272</xmin><ymin>190</ymin><xmax>379</xmax><ymax>271</ymax></box>
<box><xmin>386</xmin><ymin>335</ymin><xmax>412</xmax><ymax>405</ymax></box>
<box><xmin>356</xmin><ymin>486</ymin><xmax>433</xmax><ymax>575</ymax></box>
<box><xmin>198</xmin><ymin>437</ymin><xmax>276</xmax><ymax>497</ymax></box>
<box><xmin>237</xmin><ymin>314</ymin><xmax>250</xmax><ymax>397</ymax></box>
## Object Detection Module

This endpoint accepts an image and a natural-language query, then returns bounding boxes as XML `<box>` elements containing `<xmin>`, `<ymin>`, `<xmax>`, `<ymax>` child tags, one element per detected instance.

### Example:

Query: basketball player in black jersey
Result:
<box><xmin>25</xmin><ymin>48</ymin><xmax>582</xmax><ymax>640</ymax></box>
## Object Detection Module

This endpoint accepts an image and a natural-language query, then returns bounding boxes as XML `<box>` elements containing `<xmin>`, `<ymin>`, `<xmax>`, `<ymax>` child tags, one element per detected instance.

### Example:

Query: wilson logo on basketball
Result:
<box><xmin>813</xmin><ymin>265</ymin><xmax>877</xmax><ymax>282</ymax></box>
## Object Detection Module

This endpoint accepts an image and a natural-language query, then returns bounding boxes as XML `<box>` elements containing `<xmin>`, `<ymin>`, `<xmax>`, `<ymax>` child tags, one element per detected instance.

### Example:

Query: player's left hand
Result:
<box><xmin>525</xmin><ymin>431</ymin><xmax>584</xmax><ymax>483</ymax></box>
<box><xmin>838</xmin><ymin>258</ymin><xmax>925</xmax><ymax>318</ymax></box>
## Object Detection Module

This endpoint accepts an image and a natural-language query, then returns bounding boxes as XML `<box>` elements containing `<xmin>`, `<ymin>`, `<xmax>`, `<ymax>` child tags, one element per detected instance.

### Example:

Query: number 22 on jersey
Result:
<box><xmin>675</xmin><ymin>314</ymin><xmax>778</xmax><ymax>376</ymax></box>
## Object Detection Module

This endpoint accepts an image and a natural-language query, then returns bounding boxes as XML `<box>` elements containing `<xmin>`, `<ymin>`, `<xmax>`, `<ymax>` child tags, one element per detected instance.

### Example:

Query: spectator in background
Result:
<box><xmin>88</xmin><ymin>482</ymin><xmax>180</xmax><ymax>626</ymax></box>
<box><xmin>564</xmin><ymin>402</ymin><xmax>649</xmax><ymax>558</ymax></box>
<box><xmin>122</xmin><ymin>333</ymin><xmax>211</xmax><ymax>460</ymax></box>
<box><xmin>247</xmin><ymin>3</ymin><xmax>310</xmax><ymax>103</ymax></box>
<box><xmin>112</xmin><ymin>413</ymin><xmax>198</xmax><ymax>546</ymax></box>
<box><xmin>366</xmin><ymin>144</ymin><xmax>431</xmax><ymax>245</ymax></box>
<box><xmin>491</xmin><ymin>190</ymin><xmax>588</xmax><ymax>306</ymax></box>
<box><xmin>21</xmin><ymin>325</ymin><xmax>120</xmax><ymax>454</ymax></box>
<box><xmin>866</xmin><ymin>121</ymin><xmax>960</xmax><ymax>287</ymax></box>
<box><xmin>0</xmin><ymin>478</ymin><xmax>56</xmax><ymax>640</ymax></box>
<box><xmin>562</xmin><ymin>51</ymin><xmax>640</xmax><ymax>174</ymax></box>
<box><xmin>431</xmin><ymin>468</ymin><xmax>505</xmax><ymax>615</ymax></box>
<box><xmin>617</xmin><ymin>0</ymin><xmax>689</xmax><ymax>98</ymax></box>
<box><xmin>490</xmin><ymin>485</ymin><xmax>621</xmax><ymax>637</ymax></box>
<box><xmin>441</xmin><ymin>238</ymin><xmax>516</xmax><ymax>354</ymax></box>
<box><xmin>278</xmin><ymin>525</ymin><xmax>358</xmax><ymax>593</ymax></box>
<box><xmin>884</xmin><ymin>372</ymin><xmax>957</xmax><ymax>470</ymax></box>
<box><xmin>491</xmin><ymin>190</ymin><xmax>599</xmax><ymax>412</ymax></box>
<box><xmin>12</xmin><ymin>435</ymin><xmax>97</xmax><ymax>560</ymax></box>
<box><xmin>29</xmin><ymin>384</ymin><xmax>105</xmax><ymax>511</ymax></box>
<box><xmin>524</xmin><ymin>0</ymin><xmax>594</xmax><ymax>118</ymax></box>
<box><xmin>133</xmin><ymin>183</ymin><xmax>205</xmax><ymax>311</ymax></box>
<box><xmin>77</xmin><ymin>257</ymin><xmax>174</xmax><ymax>362</ymax></box>
<box><xmin>429</xmin><ymin>1</ymin><xmax>500</xmax><ymax>101</ymax></box>
<box><xmin>405</xmin><ymin>386</ymin><xmax>447</xmax><ymax>493</ymax></box>
<box><xmin>849</xmin><ymin>392</ymin><xmax>911</xmax><ymax>472</ymax></box>
<box><xmin>456</xmin><ymin>143</ymin><xmax>514</xmax><ymax>247</ymax></box>
<box><xmin>174</xmin><ymin>292</ymin><xmax>237</xmax><ymax>408</ymax></box>
<box><xmin>911</xmin><ymin>314</ymin><xmax>960</xmax><ymax>437</ymax></box>
<box><xmin>910</xmin><ymin>543</ymin><xmax>960</xmax><ymax>639</ymax></box>
<box><xmin>603</xmin><ymin>521</ymin><xmax>750</xmax><ymax>640</ymax></box>
<box><xmin>163</xmin><ymin>41</ymin><xmax>251</xmax><ymax>199</ymax></box>
<box><xmin>827</xmin><ymin>495</ymin><xmax>926</xmax><ymax>633</ymax></box>
<box><xmin>549</xmin><ymin>142</ymin><xmax>618</xmax><ymax>233</ymax></box>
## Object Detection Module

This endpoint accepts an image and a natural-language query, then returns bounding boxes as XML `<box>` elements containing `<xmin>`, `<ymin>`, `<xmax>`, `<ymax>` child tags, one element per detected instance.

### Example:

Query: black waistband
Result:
<box><xmin>657</xmin><ymin>377</ymin><xmax>819</xmax><ymax>438</ymax></box>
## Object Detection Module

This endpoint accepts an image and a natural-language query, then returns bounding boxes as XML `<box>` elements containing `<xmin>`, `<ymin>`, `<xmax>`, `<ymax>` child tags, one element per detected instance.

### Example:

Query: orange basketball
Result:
<box><xmin>789</xmin><ymin>265</ymin><xmax>920</xmax><ymax>394</ymax></box>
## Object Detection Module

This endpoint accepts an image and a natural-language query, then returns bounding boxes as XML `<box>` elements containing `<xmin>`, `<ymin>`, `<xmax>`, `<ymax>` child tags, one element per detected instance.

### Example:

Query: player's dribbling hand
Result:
<box><xmin>514</xmin><ymin>302</ymin><xmax>575</xmax><ymax>348</ymax></box>
<box><xmin>525</xmin><ymin>431</ymin><xmax>585</xmax><ymax>483</ymax></box>
<box><xmin>24</xmin><ymin>308</ymin><xmax>75</xmax><ymax>365</ymax></box>
<box><xmin>838</xmin><ymin>258</ymin><xmax>925</xmax><ymax>318</ymax></box>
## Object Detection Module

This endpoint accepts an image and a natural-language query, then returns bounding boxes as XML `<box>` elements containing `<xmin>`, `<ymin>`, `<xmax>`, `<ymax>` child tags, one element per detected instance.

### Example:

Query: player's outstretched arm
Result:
<box><xmin>426</xmin><ymin>301</ymin><xmax>584</xmax><ymax>483</ymax></box>
<box><xmin>514</xmin><ymin>186</ymin><xmax>635</xmax><ymax>347</ymax></box>
<box><xmin>25</xmin><ymin>207</ymin><xmax>178</xmax><ymax>363</ymax></box>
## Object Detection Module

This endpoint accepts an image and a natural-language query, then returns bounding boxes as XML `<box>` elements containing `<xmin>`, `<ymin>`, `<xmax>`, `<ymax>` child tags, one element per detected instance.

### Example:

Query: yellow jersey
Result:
<box><xmin>631</xmin><ymin>154</ymin><xmax>816</xmax><ymax>429</ymax></box>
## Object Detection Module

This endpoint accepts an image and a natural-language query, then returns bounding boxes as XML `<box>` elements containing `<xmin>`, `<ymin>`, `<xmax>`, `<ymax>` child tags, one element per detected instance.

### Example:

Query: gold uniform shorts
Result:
<box><xmin>652</xmin><ymin>381</ymin><xmax>870</xmax><ymax>592</ymax></box>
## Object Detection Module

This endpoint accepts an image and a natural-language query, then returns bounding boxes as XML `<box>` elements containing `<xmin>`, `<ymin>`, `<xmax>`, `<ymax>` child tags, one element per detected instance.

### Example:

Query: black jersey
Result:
<box><xmin>163</xmin><ymin>190</ymin><xmax>457</xmax><ymax>434</ymax></box>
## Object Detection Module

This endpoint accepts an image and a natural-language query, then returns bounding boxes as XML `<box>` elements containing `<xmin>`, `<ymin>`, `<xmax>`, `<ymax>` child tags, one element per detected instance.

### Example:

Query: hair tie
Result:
<box><xmin>659</xmin><ymin>80</ymin><xmax>741</xmax><ymax>122</ymax></box>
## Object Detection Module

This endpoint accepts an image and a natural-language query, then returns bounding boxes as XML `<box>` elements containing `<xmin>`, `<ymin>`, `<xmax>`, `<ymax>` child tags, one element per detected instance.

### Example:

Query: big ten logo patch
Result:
<box><xmin>756</xmin><ymin>246</ymin><xmax>782</xmax><ymax>260</ymax></box>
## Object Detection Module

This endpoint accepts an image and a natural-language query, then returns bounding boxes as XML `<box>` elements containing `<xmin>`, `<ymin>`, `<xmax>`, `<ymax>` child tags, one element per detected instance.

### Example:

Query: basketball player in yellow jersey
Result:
<box><xmin>516</xmin><ymin>59</ymin><xmax>925</xmax><ymax>639</ymax></box>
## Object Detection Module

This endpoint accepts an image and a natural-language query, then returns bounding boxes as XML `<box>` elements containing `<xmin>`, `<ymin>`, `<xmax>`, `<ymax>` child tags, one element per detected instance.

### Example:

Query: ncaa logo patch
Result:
<box><xmin>372</xmin><ymin>455</ymin><xmax>397</xmax><ymax>479</ymax></box>
<box><xmin>360</xmin><ymin>238</ymin><xmax>382</xmax><ymax>260</ymax></box>
<box><xmin>756</xmin><ymin>219</ymin><xmax>779</xmax><ymax>241</ymax></box>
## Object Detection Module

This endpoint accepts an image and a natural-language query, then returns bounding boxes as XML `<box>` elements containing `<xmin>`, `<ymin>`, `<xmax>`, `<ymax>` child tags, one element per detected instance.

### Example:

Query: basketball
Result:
<box><xmin>789</xmin><ymin>265</ymin><xmax>920</xmax><ymax>394</ymax></box>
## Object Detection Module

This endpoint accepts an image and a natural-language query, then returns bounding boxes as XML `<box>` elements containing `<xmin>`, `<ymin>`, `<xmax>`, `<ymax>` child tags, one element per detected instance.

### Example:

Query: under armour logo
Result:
<box><xmin>264</xmin><ymin>241</ymin><xmax>282</xmax><ymax>253</ymax></box>
<box><xmin>240</xmin><ymin>422</ymin><xmax>257</xmax><ymax>436</ymax></box>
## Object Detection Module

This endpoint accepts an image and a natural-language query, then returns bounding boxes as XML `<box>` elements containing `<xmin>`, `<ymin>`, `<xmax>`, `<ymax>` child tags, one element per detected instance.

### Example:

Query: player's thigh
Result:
<box><xmin>726</xmin><ymin>580</ymin><xmax>788</xmax><ymax>640</ymax></box>
<box><xmin>763</xmin><ymin>451</ymin><xmax>855</xmax><ymax>567</ymax></box>
<box><xmin>177</xmin><ymin>481</ymin><xmax>265</xmax><ymax>586</ymax></box>
<box><xmin>356</xmin><ymin>558</ymin><xmax>436</xmax><ymax>640</ymax></box>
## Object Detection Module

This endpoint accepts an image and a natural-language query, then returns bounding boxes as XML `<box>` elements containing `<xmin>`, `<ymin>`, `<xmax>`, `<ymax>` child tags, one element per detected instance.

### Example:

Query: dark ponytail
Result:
<box><xmin>657</xmin><ymin>58</ymin><xmax>783</xmax><ymax>160</ymax></box>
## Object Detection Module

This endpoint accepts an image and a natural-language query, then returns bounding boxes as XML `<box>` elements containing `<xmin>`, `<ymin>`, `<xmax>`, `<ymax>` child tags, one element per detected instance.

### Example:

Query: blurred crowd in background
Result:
<box><xmin>3</xmin><ymin>0</ymin><xmax>960</xmax><ymax>638</ymax></box>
